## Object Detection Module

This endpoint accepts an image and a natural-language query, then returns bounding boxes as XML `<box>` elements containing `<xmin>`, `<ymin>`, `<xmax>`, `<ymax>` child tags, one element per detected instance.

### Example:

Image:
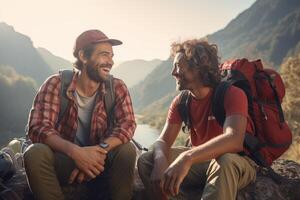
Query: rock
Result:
<box><xmin>3</xmin><ymin>159</ymin><xmax>300</xmax><ymax>200</ymax></box>
<box><xmin>237</xmin><ymin>159</ymin><xmax>300</xmax><ymax>200</ymax></box>
<box><xmin>133</xmin><ymin>159</ymin><xmax>300</xmax><ymax>200</ymax></box>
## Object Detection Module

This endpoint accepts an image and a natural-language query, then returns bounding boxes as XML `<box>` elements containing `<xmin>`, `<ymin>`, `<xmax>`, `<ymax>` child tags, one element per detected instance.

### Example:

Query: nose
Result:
<box><xmin>108</xmin><ymin>56</ymin><xmax>114</xmax><ymax>66</ymax></box>
<box><xmin>171</xmin><ymin>65</ymin><xmax>178</xmax><ymax>76</ymax></box>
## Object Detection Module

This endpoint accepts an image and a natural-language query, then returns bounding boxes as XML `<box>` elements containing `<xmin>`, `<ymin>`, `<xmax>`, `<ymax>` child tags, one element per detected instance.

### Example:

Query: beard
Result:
<box><xmin>175</xmin><ymin>75</ymin><xmax>189</xmax><ymax>91</ymax></box>
<box><xmin>86</xmin><ymin>60</ymin><xmax>112</xmax><ymax>83</ymax></box>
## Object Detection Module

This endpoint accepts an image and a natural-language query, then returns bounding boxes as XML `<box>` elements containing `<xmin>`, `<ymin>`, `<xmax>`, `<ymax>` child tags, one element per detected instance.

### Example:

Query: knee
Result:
<box><xmin>113</xmin><ymin>142</ymin><xmax>137</xmax><ymax>165</ymax></box>
<box><xmin>24</xmin><ymin>143</ymin><xmax>54</xmax><ymax>167</ymax></box>
<box><xmin>137</xmin><ymin>151</ymin><xmax>153</xmax><ymax>175</ymax></box>
<box><xmin>121</xmin><ymin>142</ymin><xmax>137</xmax><ymax>159</ymax></box>
<box><xmin>208</xmin><ymin>153</ymin><xmax>239</xmax><ymax>175</ymax></box>
<box><xmin>216</xmin><ymin>153</ymin><xmax>236</xmax><ymax>168</ymax></box>
<box><xmin>137</xmin><ymin>151</ymin><xmax>152</xmax><ymax>167</ymax></box>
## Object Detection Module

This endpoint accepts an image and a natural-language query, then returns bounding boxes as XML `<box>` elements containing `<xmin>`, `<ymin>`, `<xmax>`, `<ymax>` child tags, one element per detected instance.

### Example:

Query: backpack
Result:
<box><xmin>178</xmin><ymin>58</ymin><xmax>292</xmax><ymax>167</ymax></box>
<box><xmin>0</xmin><ymin>140</ymin><xmax>32</xmax><ymax>200</ymax></box>
<box><xmin>0</xmin><ymin>151</ymin><xmax>15</xmax><ymax>183</ymax></box>
<box><xmin>59</xmin><ymin>70</ymin><xmax>147</xmax><ymax>151</ymax></box>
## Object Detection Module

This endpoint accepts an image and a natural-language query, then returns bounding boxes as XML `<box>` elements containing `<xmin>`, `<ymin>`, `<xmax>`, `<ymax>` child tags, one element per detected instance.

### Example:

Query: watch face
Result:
<box><xmin>99</xmin><ymin>142</ymin><xmax>109</xmax><ymax>149</ymax></box>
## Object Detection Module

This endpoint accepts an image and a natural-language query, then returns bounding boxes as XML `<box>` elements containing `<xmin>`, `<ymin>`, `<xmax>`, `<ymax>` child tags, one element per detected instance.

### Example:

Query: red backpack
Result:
<box><xmin>178</xmin><ymin>58</ymin><xmax>292</xmax><ymax>167</ymax></box>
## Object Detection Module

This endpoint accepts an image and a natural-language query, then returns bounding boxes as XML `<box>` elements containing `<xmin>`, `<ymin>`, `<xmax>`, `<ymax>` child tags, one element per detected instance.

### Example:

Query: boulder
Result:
<box><xmin>3</xmin><ymin>159</ymin><xmax>300</xmax><ymax>200</ymax></box>
<box><xmin>133</xmin><ymin>159</ymin><xmax>300</xmax><ymax>200</ymax></box>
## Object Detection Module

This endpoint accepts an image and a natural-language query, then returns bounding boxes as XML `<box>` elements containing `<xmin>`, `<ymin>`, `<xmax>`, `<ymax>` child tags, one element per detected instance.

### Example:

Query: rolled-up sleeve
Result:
<box><xmin>110</xmin><ymin>79</ymin><xmax>136</xmax><ymax>143</ymax></box>
<box><xmin>27</xmin><ymin>75</ymin><xmax>61</xmax><ymax>143</ymax></box>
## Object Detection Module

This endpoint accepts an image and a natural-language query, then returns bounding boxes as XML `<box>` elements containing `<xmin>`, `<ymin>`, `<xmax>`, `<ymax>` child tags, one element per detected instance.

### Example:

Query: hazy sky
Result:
<box><xmin>0</xmin><ymin>0</ymin><xmax>255</xmax><ymax>62</ymax></box>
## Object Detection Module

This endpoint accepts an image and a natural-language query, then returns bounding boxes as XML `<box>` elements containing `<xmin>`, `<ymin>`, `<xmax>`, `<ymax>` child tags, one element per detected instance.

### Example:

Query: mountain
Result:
<box><xmin>138</xmin><ymin>91</ymin><xmax>178</xmax><ymax>130</ymax></box>
<box><xmin>130</xmin><ymin>58</ymin><xmax>174</xmax><ymax>110</ymax></box>
<box><xmin>0</xmin><ymin>22</ymin><xmax>53</xmax><ymax>85</ymax></box>
<box><xmin>0</xmin><ymin>23</ymin><xmax>73</xmax><ymax>145</ymax></box>
<box><xmin>37</xmin><ymin>47</ymin><xmax>73</xmax><ymax>72</ymax></box>
<box><xmin>111</xmin><ymin>59</ymin><xmax>162</xmax><ymax>88</ymax></box>
<box><xmin>208</xmin><ymin>0</ymin><xmax>300</xmax><ymax>67</ymax></box>
<box><xmin>131</xmin><ymin>0</ymin><xmax>300</xmax><ymax>130</ymax></box>
<box><xmin>0</xmin><ymin>65</ymin><xmax>36</xmax><ymax>145</ymax></box>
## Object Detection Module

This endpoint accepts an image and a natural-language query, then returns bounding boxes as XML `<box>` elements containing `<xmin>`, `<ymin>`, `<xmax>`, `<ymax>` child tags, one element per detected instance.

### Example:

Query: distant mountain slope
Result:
<box><xmin>130</xmin><ymin>58</ymin><xmax>174</xmax><ymax>110</ymax></box>
<box><xmin>0</xmin><ymin>22</ymin><xmax>53</xmax><ymax>85</ymax></box>
<box><xmin>139</xmin><ymin>91</ymin><xmax>178</xmax><ymax>130</ymax></box>
<box><xmin>111</xmin><ymin>59</ymin><xmax>162</xmax><ymax>88</ymax></box>
<box><xmin>37</xmin><ymin>47</ymin><xmax>73</xmax><ymax>72</ymax></box>
<box><xmin>208</xmin><ymin>0</ymin><xmax>300</xmax><ymax>67</ymax></box>
<box><xmin>0</xmin><ymin>65</ymin><xmax>36</xmax><ymax>145</ymax></box>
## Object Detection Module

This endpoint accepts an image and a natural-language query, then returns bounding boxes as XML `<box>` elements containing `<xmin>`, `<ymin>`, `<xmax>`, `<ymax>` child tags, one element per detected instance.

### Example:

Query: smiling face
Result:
<box><xmin>172</xmin><ymin>52</ymin><xmax>198</xmax><ymax>91</ymax></box>
<box><xmin>83</xmin><ymin>42</ymin><xmax>114</xmax><ymax>82</ymax></box>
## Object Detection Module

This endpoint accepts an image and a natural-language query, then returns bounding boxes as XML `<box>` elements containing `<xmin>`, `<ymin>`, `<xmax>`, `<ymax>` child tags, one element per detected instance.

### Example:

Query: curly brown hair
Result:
<box><xmin>73</xmin><ymin>44</ymin><xmax>96</xmax><ymax>70</ymax></box>
<box><xmin>171</xmin><ymin>39</ymin><xmax>221</xmax><ymax>88</ymax></box>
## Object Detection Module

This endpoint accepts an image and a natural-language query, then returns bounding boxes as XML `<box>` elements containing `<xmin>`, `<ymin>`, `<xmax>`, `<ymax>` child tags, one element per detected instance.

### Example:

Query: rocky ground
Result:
<box><xmin>3</xmin><ymin>159</ymin><xmax>300</xmax><ymax>200</ymax></box>
<box><xmin>133</xmin><ymin>159</ymin><xmax>300</xmax><ymax>200</ymax></box>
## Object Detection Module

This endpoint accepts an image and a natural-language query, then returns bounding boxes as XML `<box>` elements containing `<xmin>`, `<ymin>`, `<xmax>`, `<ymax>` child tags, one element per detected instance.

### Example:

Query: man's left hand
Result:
<box><xmin>162</xmin><ymin>152</ymin><xmax>192</xmax><ymax>197</ymax></box>
<box><xmin>69</xmin><ymin>168</ymin><xmax>91</xmax><ymax>184</ymax></box>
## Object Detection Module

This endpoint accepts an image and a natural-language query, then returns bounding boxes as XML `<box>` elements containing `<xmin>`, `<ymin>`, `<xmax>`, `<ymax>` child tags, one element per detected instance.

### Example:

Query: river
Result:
<box><xmin>132</xmin><ymin>124</ymin><xmax>160</xmax><ymax>149</ymax></box>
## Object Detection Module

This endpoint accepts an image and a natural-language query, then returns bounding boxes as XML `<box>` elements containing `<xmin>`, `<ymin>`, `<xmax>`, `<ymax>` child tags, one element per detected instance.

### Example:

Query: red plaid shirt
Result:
<box><xmin>27</xmin><ymin>71</ymin><xmax>136</xmax><ymax>145</ymax></box>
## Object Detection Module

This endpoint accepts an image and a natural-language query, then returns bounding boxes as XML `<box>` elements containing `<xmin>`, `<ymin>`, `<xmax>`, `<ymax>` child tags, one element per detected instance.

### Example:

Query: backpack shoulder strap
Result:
<box><xmin>177</xmin><ymin>90</ymin><xmax>192</xmax><ymax>133</ymax></box>
<box><xmin>57</xmin><ymin>70</ymin><xmax>73</xmax><ymax>126</ymax></box>
<box><xmin>212</xmin><ymin>81</ymin><xmax>232</xmax><ymax>126</ymax></box>
<box><xmin>104</xmin><ymin>75</ymin><xmax>116</xmax><ymax>133</ymax></box>
<box><xmin>103</xmin><ymin>77</ymin><xmax>148</xmax><ymax>151</ymax></box>
<box><xmin>58</xmin><ymin>71</ymin><xmax>113</xmax><ymax>127</ymax></box>
<box><xmin>25</xmin><ymin>70</ymin><xmax>73</xmax><ymax>134</ymax></box>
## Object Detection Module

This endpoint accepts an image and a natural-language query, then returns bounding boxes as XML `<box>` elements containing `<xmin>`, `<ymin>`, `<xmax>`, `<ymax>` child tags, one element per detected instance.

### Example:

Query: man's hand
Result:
<box><xmin>71</xmin><ymin>145</ymin><xmax>107</xmax><ymax>179</ymax></box>
<box><xmin>162</xmin><ymin>152</ymin><xmax>192</xmax><ymax>197</ymax></box>
<box><xmin>150</xmin><ymin>155</ymin><xmax>169</xmax><ymax>200</ymax></box>
<box><xmin>68</xmin><ymin>168</ymin><xmax>90</xmax><ymax>184</ymax></box>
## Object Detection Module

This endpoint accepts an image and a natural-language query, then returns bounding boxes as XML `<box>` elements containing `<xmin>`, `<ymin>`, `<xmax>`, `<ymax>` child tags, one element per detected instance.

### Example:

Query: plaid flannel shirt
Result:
<box><xmin>27</xmin><ymin>71</ymin><xmax>136</xmax><ymax>145</ymax></box>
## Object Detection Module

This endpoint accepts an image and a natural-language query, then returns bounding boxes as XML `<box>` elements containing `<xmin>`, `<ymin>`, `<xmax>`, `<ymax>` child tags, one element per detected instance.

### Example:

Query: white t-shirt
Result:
<box><xmin>74</xmin><ymin>90</ymin><xmax>98</xmax><ymax>146</ymax></box>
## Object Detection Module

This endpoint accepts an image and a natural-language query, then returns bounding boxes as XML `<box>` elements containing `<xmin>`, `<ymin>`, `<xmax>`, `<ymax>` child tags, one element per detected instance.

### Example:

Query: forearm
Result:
<box><xmin>44</xmin><ymin>134</ymin><xmax>80</xmax><ymax>159</ymax></box>
<box><xmin>153</xmin><ymin>139</ymin><xmax>171</xmax><ymax>162</ymax></box>
<box><xmin>185</xmin><ymin>132</ymin><xmax>243</xmax><ymax>165</ymax></box>
<box><xmin>104</xmin><ymin>136</ymin><xmax>123</xmax><ymax>152</ymax></box>
<box><xmin>152</xmin><ymin>122</ymin><xmax>181</xmax><ymax>163</ymax></box>
<box><xmin>183</xmin><ymin>115</ymin><xmax>246</xmax><ymax>165</ymax></box>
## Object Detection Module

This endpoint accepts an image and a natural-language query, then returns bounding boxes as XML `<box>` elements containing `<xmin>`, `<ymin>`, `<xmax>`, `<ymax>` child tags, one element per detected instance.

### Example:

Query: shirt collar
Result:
<box><xmin>66</xmin><ymin>70</ymin><xmax>107</xmax><ymax>100</ymax></box>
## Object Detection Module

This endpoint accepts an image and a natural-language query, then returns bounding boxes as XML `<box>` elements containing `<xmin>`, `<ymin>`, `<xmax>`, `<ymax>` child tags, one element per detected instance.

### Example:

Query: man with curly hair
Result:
<box><xmin>138</xmin><ymin>39</ymin><xmax>257</xmax><ymax>200</ymax></box>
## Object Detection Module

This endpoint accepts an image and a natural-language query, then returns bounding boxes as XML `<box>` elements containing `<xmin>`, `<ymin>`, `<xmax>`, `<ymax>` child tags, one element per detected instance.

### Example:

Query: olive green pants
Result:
<box><xmin>24</xmin><ymin>142</ymin><xmax>136</xmax><ymax>200</ymax></box>
<box><xmin>138</xmin><ymin>147</ymin><xmax>257</xmax><ymax>200</ymax></box>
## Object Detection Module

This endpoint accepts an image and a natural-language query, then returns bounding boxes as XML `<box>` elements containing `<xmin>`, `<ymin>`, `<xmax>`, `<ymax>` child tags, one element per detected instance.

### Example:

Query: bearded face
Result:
<box><xmin>85</xmin><ymin>59</ymin><xmax>112</xmax><ymax>82</ymax></box>
<box><xmin>83</xmin><ymin>42</ymin><xmax>114</xmax><ymax>83</ymax></box>
<box><xmin>172</xmin><ymin>52</ymin><xmax>198</xmax><ymax>91</ymax></box>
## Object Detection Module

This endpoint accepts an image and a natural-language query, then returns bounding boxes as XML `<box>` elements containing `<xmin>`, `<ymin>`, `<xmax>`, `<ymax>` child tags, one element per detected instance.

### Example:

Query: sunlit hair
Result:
<box><xmin>73</xmin><ymin>44</ymin><xmax>95</xmax><ymax>70</ymax></box>
<box><xmin>171</xmin><ymin>39</ymin><xmax>221</xmax><ymax>88</ymax></box>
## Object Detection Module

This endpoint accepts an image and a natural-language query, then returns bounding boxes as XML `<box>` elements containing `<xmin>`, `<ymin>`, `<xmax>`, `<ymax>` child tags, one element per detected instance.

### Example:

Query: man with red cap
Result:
<box><xmin>24</xmin><ymin>29</ymin><xmax>137</xmax><ymax>200</ymax></box>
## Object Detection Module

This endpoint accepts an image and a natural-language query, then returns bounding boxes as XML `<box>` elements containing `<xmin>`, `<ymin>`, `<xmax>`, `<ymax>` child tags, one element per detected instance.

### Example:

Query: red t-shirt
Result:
<box><xmin>167</xmin><ymin>86</ymin><xmax>254</xmax><ymax>146</ymax></box>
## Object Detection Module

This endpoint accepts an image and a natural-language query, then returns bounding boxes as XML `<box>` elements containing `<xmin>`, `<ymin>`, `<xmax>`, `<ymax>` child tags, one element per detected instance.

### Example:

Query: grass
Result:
<box><xmin>281</xmin><ymin>136</ymin><xmax>300</xmax><ymax>163</ymax></box>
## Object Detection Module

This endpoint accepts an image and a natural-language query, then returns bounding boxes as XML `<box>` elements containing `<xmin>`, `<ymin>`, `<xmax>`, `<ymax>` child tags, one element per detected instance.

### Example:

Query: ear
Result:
<box><xmin>78</xmin><ymin>50</ymin><xmax>87</xmax><ymax>64</ymax></box>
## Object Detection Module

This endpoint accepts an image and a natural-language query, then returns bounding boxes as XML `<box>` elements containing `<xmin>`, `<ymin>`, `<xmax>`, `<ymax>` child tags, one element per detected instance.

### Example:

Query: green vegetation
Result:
<box><xmin>208</xmin><ymin>0</ymin><xmax>300</xmax><ymax>67</ymax></box>
<box><xmin>0</xmin><ymin>23</ymin><xmax>53</xmax><ymax>85</ymax></box>
<box><xmin>0</xmin><ymin>65</ymin><xmax>36</xmax><ymax>146</ymax></box>
<box><xmin>280</xmin><ymin>53</ymin><xmax>300</xmax><ymax>163</ymax></box>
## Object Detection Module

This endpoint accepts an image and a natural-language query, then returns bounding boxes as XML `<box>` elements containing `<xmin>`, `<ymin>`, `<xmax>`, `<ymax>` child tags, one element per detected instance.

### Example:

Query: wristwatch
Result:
<box><xmin>99</xmin><ymin>142</ymin><xmax>109</xmax><ymax>149</ymax></box>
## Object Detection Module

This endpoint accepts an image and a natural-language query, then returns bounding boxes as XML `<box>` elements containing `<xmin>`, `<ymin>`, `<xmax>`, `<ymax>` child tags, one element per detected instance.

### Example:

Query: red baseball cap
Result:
<box><xmin>73</xmin><ymin>29</ymin><xmax>122</xmax><ymax>57</ymax></box>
